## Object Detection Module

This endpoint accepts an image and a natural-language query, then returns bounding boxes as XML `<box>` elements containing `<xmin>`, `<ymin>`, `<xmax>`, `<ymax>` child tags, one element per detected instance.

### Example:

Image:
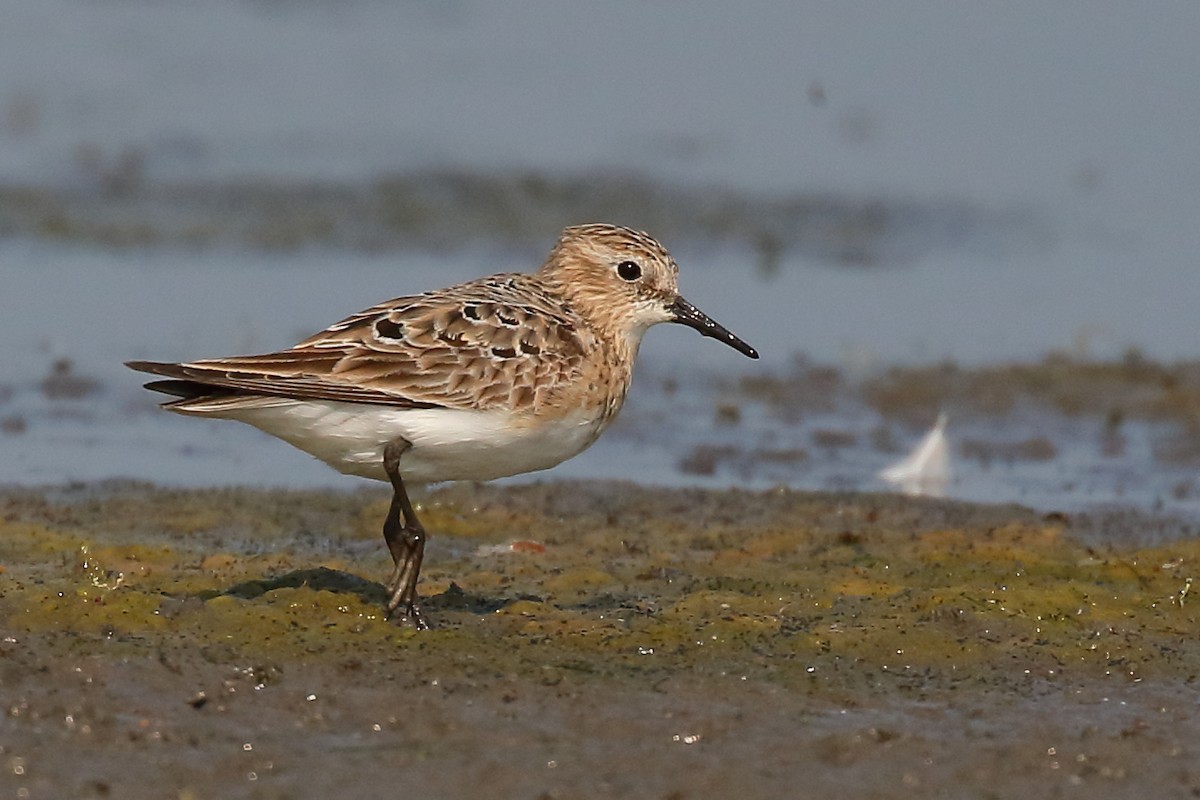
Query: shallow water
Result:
<box><xmin>3</xmin><ymin>239</ymin><xmax>1199</xmax><ymax>533</ymax></box>
<box><xmin>2</xmin><ymin>2</ymin><xmax>1199</xmax><ymax>527</ymax></box>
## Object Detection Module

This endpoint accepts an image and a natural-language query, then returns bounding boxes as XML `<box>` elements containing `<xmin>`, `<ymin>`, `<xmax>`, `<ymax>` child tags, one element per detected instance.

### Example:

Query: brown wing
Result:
<box><xmin>128</xmin><ymin>274</ymin><xmax>593</xmax><ymax>412</ymax></box>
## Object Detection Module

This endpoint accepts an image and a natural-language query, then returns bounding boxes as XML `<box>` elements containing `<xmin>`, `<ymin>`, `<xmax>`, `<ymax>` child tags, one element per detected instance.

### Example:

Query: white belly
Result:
<box><xmin>186</xmin><ymin>399</ymin><xmax>607</xmax><ymax>483</ymax></box>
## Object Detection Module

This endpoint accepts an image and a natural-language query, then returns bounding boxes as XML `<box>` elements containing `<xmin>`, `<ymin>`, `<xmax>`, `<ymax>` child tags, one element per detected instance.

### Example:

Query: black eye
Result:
<box><xmin>616</xmin><ymin>260</ymin><xmax>642</xmax><ymax>281</ymax></box>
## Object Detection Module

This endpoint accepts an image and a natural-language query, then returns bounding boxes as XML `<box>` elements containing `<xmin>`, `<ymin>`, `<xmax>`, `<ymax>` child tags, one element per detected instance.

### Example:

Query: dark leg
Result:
<box><xmin>381</xmin><ymin>438</ymin><xmax>428</xmax><ymax>629</ymax></box>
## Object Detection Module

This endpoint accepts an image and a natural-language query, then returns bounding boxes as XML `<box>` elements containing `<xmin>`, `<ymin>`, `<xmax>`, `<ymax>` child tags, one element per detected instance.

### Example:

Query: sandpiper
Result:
<box><xmin>128</xmin><ymin>223</ymin><xmax>758</xmax><ymax>626</ymax></box>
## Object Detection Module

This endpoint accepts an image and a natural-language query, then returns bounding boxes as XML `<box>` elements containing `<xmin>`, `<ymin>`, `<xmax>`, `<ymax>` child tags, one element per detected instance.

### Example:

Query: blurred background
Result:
<box><xmin>1</xmin><ymin>1</ymin><xmax>1198</xmax><ymax>532</ymax></box>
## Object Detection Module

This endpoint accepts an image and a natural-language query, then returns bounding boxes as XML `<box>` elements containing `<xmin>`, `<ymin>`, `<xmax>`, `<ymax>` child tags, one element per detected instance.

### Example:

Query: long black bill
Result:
<box><xmin>669</xmin><ymin>296</ymin><xmax>759</xmax><ymax>359</ymax></box>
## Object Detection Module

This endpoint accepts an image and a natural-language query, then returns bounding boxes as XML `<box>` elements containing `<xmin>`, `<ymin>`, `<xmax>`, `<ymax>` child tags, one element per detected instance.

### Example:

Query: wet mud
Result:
<box><xmin>3</xmin><ymin>481</ymin><xmax>1198</xmax><ymax>798</ymax></box>
<box><xmin>0</xmin><ymin>170</ymin><xmax>1036</xmax><ymax>267</ymax></box>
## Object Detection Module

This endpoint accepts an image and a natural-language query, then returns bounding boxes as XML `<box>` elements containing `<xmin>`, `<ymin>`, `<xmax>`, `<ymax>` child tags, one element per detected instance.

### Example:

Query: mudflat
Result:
<box><xmin>2</xmin><ymin>481</ymin><xmax>1198</xmax><ymax>798</ymax></box>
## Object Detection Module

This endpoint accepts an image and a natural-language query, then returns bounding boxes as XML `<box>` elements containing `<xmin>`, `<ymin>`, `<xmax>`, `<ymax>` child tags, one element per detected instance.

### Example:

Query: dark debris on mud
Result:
<box><xmin>0</xmin><ymin>170</ymin><xmax>1040</xmax><ymax>267</ymax></box>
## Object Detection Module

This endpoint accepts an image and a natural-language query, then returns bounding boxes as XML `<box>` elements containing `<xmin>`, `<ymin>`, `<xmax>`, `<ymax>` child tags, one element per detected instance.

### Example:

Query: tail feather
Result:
<box><xmin>142</xmin><ymin>378</ymin><xmax>234</xmax><ymax>400</ymax></box>
<box><xmin>130</xmin><ymin>368</ymin><xmax>287</xmax><ymax>415</ymax></box>
<box><xmin>128</xmin><ymin>360</ymin><xmax>242</xmax><ymax>407</ymax></box>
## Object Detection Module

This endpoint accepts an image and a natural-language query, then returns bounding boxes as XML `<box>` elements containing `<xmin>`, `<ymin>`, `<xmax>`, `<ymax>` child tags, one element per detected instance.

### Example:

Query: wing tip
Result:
<box><xmin>126</xmin><ymin>360</ymin><xmax>184</xmax><ymax>377</ymax></box>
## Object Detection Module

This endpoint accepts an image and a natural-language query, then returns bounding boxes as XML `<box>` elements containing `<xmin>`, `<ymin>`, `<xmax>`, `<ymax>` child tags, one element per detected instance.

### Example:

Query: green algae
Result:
<box><xmin>5</xmin><ymin>482</ymin><xmax>1200</xmax><ymax>800</ymax></box>
<box><xmin>2</xmin><ymin>482</ymin><xmax>1198</xmax><ymax>696</ymax></box>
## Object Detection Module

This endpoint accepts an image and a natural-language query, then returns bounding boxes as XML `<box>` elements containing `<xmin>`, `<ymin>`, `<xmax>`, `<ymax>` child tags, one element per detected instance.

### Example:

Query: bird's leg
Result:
<box><xmin>381</xmin><ymin>438</ymin><xmax>428</xmax><ymax>630</ymax></box>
